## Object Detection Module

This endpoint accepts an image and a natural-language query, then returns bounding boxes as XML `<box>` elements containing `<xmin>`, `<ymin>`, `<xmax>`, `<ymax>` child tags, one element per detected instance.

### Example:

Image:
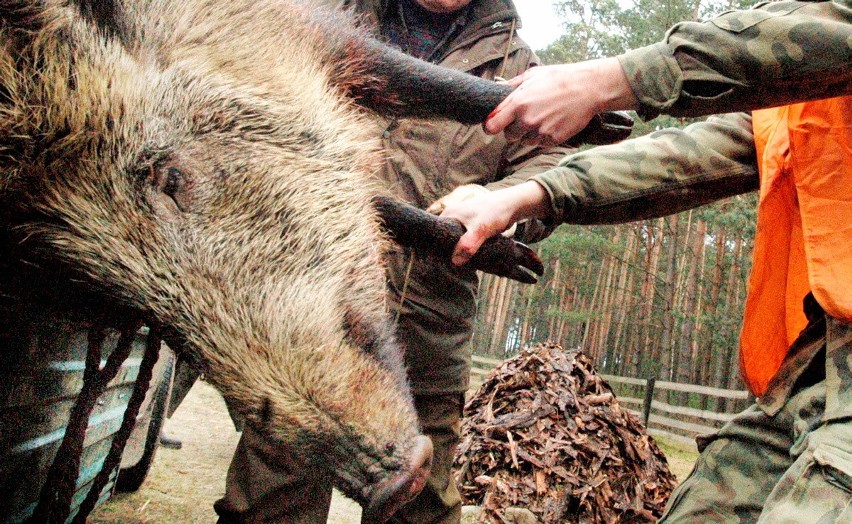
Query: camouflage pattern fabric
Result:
<box><xmin>825</xmin><ymin>317</ymin><xmax>852</xmax><ymax>422</ymax></box>
<box><xmin>534</xmin><ymin>112</ymin><xmax>761</xmax><ymax>225</ymax></box>
<box><xmin>534</xmin><ymin>0</ymin><xmax>851</xmax><ymax>226</ymax></box>
<box><xmin>659</xmin><ymin>314</ymin><xmax>852</xmax><ymax>523</ymax></box>
<box><xmin>621</xmin><ymin>0</ymin><xmax>852</xmax><ymax>121</ymax></box>
<box><xmin>530</xmin><ymin>3</ymin><xmax>852</xmax><ymax>522</ymax></box>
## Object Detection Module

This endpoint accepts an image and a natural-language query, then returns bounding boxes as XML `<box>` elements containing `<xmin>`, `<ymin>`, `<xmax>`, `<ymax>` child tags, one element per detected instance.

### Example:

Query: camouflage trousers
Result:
<box><xmin>660</xmin><ymin>314</ymin><xmax>852</xmax><ymax>523</ymax></box>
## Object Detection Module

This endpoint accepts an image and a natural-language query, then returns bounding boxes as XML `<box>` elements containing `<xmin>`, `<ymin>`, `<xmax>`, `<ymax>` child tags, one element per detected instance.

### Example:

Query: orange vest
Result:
<box><xmin>740</xmin><ymin>96</ymin><xmax>852</xmax><ymax>396</ymax></box>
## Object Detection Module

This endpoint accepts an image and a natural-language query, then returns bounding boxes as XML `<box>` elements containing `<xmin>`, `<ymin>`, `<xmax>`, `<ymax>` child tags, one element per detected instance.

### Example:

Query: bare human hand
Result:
<box><xmin>439</xmin><ymin>181</ymin><xmax>551</xmax><ymax>266</ymax></box>
<box><xmin>485</xmin><ymin>57</ymin><xmax>638</xmax><ymax>146</ymax></box>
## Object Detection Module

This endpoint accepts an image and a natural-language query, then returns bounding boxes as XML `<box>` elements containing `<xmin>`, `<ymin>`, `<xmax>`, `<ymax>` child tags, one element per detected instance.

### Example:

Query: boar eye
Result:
<box><xmin>142</xmin><ymin>162</ymin><xmax>188</xmax><ymax>218</ymax></box>
<box><xmin>163</xmin><ymin>167</ymin><xmax>183</xmax><ymax>198</ymax></box>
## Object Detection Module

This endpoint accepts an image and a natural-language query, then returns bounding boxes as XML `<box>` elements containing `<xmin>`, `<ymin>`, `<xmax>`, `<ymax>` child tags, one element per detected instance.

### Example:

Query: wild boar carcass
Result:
<box><xmin>0</xmin><ymin>0</ymin><xmax>548</xmax><ymax>520</ymax></box>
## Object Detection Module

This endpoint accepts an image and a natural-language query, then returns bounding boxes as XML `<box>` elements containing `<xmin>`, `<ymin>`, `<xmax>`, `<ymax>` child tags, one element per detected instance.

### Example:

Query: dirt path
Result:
<box><xmin>90</xmin><ymin>380</ymin><xmax>361</xmax><ymax>523</ymax></box>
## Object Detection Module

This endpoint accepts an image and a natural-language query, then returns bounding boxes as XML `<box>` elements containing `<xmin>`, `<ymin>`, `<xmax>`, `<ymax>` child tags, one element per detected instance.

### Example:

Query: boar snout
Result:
<box><xmin>363</xmin><ymin>435</ymin><xmax>433</xmax><ymax>523</ymax></box>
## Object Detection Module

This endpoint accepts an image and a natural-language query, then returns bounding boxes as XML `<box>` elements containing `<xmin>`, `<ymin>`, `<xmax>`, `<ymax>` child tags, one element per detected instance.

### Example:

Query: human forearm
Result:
<box><xmin>622</xmin><ymin>0</ymin><xmax>852</xmax><ymax>120</ymax></box>
<box><xmin>443</xmin><ymin>113</ymin><xmax>759</xmax><ymax>263</ymax></box>
<box><xmin>536</xmin><ymin>113</ymin><xmax>760</xmax><ymax>225</ymax></box>
<box><xmin>486</xmin><ymin>1</ymin><xmax>850</xmax><ymax>144</ymax></box>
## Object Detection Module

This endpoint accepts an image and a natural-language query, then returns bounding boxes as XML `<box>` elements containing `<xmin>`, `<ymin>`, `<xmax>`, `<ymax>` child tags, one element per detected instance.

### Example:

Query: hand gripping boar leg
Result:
<box><xmin>0</xmin><ymin>1</ymin><xmax>587</xmax><ymax>520</ymax></box>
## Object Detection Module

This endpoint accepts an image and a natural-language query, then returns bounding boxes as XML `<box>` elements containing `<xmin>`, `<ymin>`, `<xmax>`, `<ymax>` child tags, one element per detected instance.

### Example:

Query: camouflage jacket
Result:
<box><xmin>533</xmin><ymin>0</ymin><xmax>852</xmax><ymax>226</ymax></box>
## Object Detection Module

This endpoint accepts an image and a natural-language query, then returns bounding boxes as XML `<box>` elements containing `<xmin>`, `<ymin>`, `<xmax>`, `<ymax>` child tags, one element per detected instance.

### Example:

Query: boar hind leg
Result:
<box><xmin>343</xmin><ymin>44</ymin><xmax>637</xmax><ymax>144</ymax></box>
<box><xmin>313</xmin><ymin>8</ymin><xmax>635</xmax><ymax>141</ymax></box>
<box><xmin>346</xmin><ymin>40</ymin><xmax>511</xmax><ymax>124</ymax></box>
<box><xmin>333</xmin><ymin>31</ymin><xmax>635</xmax><ymax>142</ymax></box>
<box><xmin>301</xmin><ymin>5</ymin><xmax>508</xmax><ymax>124</ymax></box>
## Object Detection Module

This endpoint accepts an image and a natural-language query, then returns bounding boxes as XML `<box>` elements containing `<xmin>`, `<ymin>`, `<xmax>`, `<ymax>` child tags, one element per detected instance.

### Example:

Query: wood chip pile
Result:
<box><xmin>454</xmin><ymin>343</ymin><xmax>677</xmax><ymax>523</ymax></box>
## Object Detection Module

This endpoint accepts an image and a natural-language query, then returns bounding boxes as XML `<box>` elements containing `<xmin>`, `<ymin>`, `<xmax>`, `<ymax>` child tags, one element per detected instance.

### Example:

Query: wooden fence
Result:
<box><xmin>469</xmin><ymin>355</ymin><xmax>752</xmax><ymax>449</ymax></box>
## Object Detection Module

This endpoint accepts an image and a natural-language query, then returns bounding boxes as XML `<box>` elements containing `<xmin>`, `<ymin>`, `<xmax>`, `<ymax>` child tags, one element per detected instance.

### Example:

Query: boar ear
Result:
<box><xmin>69</xmin><ymin>0</ymin><xmax>128</xmax><ymax>43</ymax></box>
<box><xmin>0</xmin><ymin>0</ymin><xmax>126</xmax><ymax>44</ymax></box>
<box><xmin>0</xmin><ymin>1</ymin><xmax>49</xmax><ymax>35</ymax></box>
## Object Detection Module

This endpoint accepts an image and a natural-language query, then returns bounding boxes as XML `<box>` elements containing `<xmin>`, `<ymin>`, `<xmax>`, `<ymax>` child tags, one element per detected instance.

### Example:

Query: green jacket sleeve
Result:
<box><xmin>620</xmin><ymin>0</ymin><xmax>852</xmax><ymax>120</ymax></box>
<box><xmin>532</xmin><ymin>112</ymin><xmax>759</xmax><ymax>225</ymax></box>
<box><xmin>536</xmin><ymin>0</ymin><xmax>851</xmax><ymax>225</ymax></box>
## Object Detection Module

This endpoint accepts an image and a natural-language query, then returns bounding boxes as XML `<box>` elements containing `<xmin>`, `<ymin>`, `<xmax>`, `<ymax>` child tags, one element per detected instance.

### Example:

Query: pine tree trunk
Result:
<box><xmin>518</xmin><ymin>284</ymin><xmax>535</xmax><ymax>350</ymax></box>
<box><xmin>582</xmin><ymin>256</ymin><xmax>607</xmax><ymax>351</ymax></box>
<box><xmin>592</xmin><ymin>229</ymin><xmax>621</xmax><ymax>360</ymax></box>
<box><xmin>547</xmin><ymin>259</ymin><xmax>561</xmax><ymax>341</ymax></box>
<box><xmin>676</xmin><ymin>218</ymin><xmax>706</xmax><ymax>402</ymax></box>
<box><xmin>702</xmin><ymin>226</ymin><xmax>727</xmax><ymax>404</ymax></box>
<box><xmin>719</xmin><ymin>235</ymin><xmax>745</xmax><ymax>410</ymax></box>
<box><xmin>611</xmin><ymin>226</ymin><xmax>637</xmax><ymax>373</ymax></box>
<box><xmin>690</xmin><ymin>226</ymin><xmax>708</xmax><ymax>386</ymax></box>
<box><xmin>658</xmin><ymin>214</ymin><xmax>681</xmax><ymax>382</ymax></box>
<box><xmin>487</xmin><ymin>277</ymin><xmax>510</xmax><ymax>355</ymax></box>
<box><xmin>642</xmin><ymin>219</ymin><xmax>665</xmax><ymax>376</ymax></box>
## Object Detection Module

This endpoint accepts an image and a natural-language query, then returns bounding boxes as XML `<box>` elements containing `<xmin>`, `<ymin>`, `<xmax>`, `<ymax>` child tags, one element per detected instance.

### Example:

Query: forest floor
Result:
<box><xmin>90</xmin><ymin>381</ymin><xmax>698</xmax><ymax>524</ymax></box>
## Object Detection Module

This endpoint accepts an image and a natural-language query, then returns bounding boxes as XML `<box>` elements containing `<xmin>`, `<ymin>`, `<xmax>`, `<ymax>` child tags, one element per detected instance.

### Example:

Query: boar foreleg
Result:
<box><xmin>373</xmin><ymin>196</ymin><xmax>544</xmax><ymax>284</ymax></box>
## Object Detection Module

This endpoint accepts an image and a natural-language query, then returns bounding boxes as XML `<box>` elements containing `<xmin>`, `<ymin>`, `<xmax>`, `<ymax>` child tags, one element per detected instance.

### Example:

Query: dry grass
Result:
<box><xmin>653</xmin><ymin>436</ymin><xmax>699</xmax><ymax>482</ymax></box>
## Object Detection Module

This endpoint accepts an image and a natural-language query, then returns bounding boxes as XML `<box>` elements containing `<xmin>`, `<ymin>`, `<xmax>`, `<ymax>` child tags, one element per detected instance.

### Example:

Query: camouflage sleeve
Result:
<box><xmin>619</xmin><ymin>0</ymin><xmax>852</xmax><ymax>120</ymax></box>
<box><xmin>532</xmin><ymin>112</ymin><xmax>760</xmax><ymax>225</ymax></box>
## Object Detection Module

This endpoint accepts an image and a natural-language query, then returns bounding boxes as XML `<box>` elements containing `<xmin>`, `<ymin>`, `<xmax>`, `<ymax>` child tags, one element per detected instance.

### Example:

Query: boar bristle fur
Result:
<box><xmin>0</xmin><ymin>0</ymin><xmax>448</xmax><ymax>511</ymax></box>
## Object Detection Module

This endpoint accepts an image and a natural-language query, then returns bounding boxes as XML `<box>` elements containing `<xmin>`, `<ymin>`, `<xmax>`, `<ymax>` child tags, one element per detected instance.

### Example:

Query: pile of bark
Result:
<box><xmin>454</xmin><ymin>343</ymin><xmax>677</xmax><ymax>523</ymax></box>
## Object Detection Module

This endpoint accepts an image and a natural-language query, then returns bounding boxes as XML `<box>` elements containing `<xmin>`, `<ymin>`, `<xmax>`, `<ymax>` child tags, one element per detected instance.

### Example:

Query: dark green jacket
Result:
<box><xmin>326</xmin><ymin>0</ymin><xmax>572</xmax><ymax>393</ymax></box>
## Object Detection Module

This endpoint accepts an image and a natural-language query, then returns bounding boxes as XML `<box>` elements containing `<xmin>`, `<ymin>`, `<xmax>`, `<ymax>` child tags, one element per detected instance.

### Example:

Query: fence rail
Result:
<box><xmin>469</xmin><ymin>356</ymin><xmax>751</xmax><ymax>449</ymax></box>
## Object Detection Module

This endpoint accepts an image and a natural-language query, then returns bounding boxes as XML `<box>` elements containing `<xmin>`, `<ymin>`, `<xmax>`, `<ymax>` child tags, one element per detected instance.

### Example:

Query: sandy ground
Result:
<box><xmin>91</xmin><ymin>380</ymin><xmax>697</xmax><ymax>523</ymax></box>
<box><xmin>90</xmin><ymin>380</ymin><xmax>361</xmax><ymax>523</ymax></box>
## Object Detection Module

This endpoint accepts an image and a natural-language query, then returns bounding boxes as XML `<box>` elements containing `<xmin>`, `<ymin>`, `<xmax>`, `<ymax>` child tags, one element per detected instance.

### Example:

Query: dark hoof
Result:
<box><xmin>471</xmin><ymin>236</ymin><xmax>545</xmax><ymax>284</ymax></box>
<box><xmin>363</xmin><ymin>436</ymin><xmax>433</xmax><ymax>523</ymax></box>
<box><xmin>372</xmin><ymin>196</ymin><xmax>544</xmax><ymax>284</ymax></box>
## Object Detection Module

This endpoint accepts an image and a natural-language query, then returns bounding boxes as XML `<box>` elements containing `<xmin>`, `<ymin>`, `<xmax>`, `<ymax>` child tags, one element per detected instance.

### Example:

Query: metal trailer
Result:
<box><xmin>0</xmin><ymin>301</ymin><xmax>175</xmax><ymax>523</ymax></box>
